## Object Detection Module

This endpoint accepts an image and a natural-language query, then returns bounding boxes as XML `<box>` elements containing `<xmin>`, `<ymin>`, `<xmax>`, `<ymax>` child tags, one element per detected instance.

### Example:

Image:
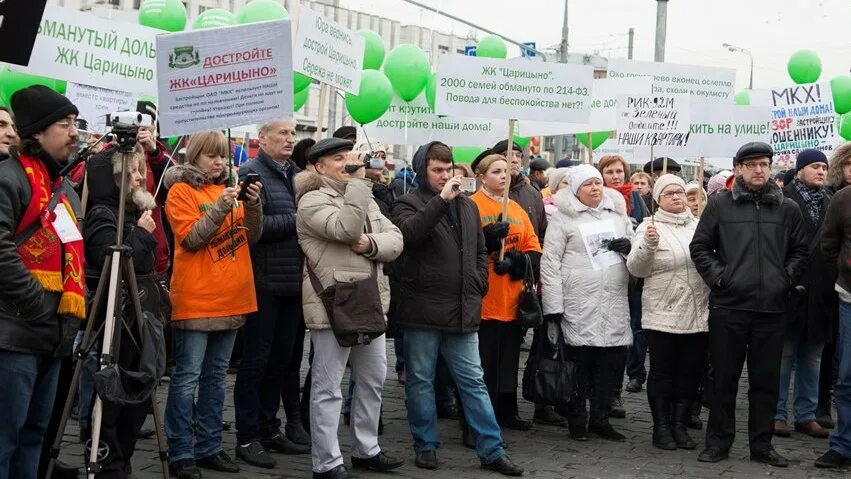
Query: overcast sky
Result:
<box><xmin>340</xmin><ymin>0</ymin><xmax>850</xmax><ymax>91</ymax></box>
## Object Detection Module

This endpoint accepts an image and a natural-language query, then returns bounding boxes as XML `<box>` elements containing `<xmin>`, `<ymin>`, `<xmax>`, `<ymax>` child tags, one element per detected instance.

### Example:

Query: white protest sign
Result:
<box><xmin>10</xmin><ymin>5</ymin><xmax>159</xmax><ymax>96</ymax></box>
<box><xmin>64</xmin><ymin>82</ymin><xmax>136</xmax><ymax>134</ymax></box>
<box><xmin>595</xmin><ymin>140</ymin><xmax>637</xmax><ymax>165</ymax></box>
<box><xmin>519</xmin><ymin>77</ymin><xmax>653</xmax><ymax>136</ymax></box>
<box><xmin>656</xmin><ymin>104</ymin><xmax>771</xmax><ymax>157</ymax></box>
<box><xmin>366</xmin><ymin>94</ymin><xmax>503</xmax><ymax>147</ymax></box>
<box><xmin>752</xmin><ymin>82</ymin><xmax>838</xmax><ymax>168</ymax></box>
<box><xmin>435</xmin><ymin>55</ymin><xmax>593</xmax><ymax>122</ymax></box>
<box><xmin>294</xmin><ymin>8</ymin><xmax>363</xmax><ymax>94</ymax></box>
<box><xmin>607</xmin><ymin>58</ymin><xmax>736</xmax><ymax>103</ymax></box>
<box><xmin>156</xmin><ymin>21</ymin><xmax>293</xmax><ymax>137</ymax></box>
<box><xmin>617</xmin><ymin>94</ymin><xmax>691</xmax><ymax>147</ymax></box>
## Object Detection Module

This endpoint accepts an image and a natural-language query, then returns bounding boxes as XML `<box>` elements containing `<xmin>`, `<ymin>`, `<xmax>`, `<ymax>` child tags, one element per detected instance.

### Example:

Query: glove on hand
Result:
<box><xmin>494</xmin><ymin>250</ymin><xmax>526</xmax><ymax>280</ymax></box>
<box><xmin>607</xmin><ymin>237</ymin><xmax>632</xmax><ymax>255</ymax></box>
<box><xmin>482</xmin><ymin>218</ymin><xmax>510</xmax><ymax>253</ymax></box>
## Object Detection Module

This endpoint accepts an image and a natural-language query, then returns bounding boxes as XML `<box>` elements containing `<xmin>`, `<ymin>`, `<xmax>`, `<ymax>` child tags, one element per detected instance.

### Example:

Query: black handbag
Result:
<box><xmin>517</xmin><ymin>254</ymin><xmax>543</xmax><ymax>329</ymax></box>
<box><xmin>522</xmin><ymin>315</ymin><xmax>576</xmax><ymax>407</ymax></box>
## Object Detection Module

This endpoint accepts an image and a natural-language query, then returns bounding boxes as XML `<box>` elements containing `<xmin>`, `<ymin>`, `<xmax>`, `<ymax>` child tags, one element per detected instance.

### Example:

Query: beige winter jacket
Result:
<box><xmin>295</xmin><ymin>172</ymin><xmax>403</xmax><ymax>331</ymax></box>
<box><xmin>626</xmin><ymin>208</ymin><xmax>709</xmax><ymax>334</ymax></box>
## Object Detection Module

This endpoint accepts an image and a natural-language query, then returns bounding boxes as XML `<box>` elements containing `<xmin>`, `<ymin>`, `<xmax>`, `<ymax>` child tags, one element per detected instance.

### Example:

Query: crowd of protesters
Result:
<box><xmin>1</xmin><ymin>85</ymin><xmax>851</xmax><ymax>479</ymax></box>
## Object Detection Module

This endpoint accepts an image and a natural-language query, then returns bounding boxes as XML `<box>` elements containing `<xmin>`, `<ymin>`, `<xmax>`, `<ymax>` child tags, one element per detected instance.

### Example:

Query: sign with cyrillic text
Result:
<box><xmin>366</xmin><ymin>94</ymin><xmax>503</xmax><ymax>147</ymax></box>
<box><xmin>607</xmin><ymin>59</ymin><xmax>736</xmax><ymax>103</ymax></box>
<box><xmin>435</xmin><ymin>55</ymin><xmax>594</xmax><ymax>122</ymax></box>
<box><xmin>0</xmin><ymin>0</ymin><xmax>47</xmax><ymax>66</ymax></box>
<box><xmin>156</xmin><ymin>20</ymin><xmax>293</xmax><ymax>137</ymax></box>
<box><xmin>617</xmin><ymin>94</ymin><xmax>691</xmax><ymax>147</ymax></box>
<box><xmin>10</xmin><ymin>5</ymin><xmax>159</xmax><ymax>96</ymax></box>
<box><xmin>64</xmin><ymin>82</ymin><xmax>136</xmax><ymax>134</ymax></box>
<box><xmin>293</xmin><ymin>8</ymin><xmax>363</xmax><ymax>94</ymax></box>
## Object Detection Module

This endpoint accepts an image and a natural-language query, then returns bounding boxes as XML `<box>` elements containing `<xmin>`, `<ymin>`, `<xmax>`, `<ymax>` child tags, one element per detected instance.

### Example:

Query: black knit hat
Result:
<box><xmin>795</xmin><ymin>148</ymin><xmax>828</xmax><ymax>171</ymax></box>
<box><xmin>10</xmin><ymin>85</ymin><xmax>79</xmax><ymax>139</ymax></box>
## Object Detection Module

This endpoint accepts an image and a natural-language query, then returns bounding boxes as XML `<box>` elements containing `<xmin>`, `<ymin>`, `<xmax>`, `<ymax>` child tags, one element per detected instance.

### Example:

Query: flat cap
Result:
<box><xmin>643</xmin><ymin>157</ymin><xmax>682</xmax><ymax>174</ymax></box>
<box><xmin>307</xmin><ymin>138</ymin><xmax>354</xmax><ymax>164</ymax></box>
<box><xmin>529</xmin><ymin>157</ymin><xmax>551</xmax><ymax>172</ymax></box>
<box><xmin>492</xmin><ymin>140</ymin><xmax>523</xmax><ymax>156</ymax></box>
<box><xmin>734</xmin><ymin>142</ymin><xmax>773</xmax><ymax>164</ymax></box>
<box><xmin>332</xmin><ymin>126</ymin><xmax>357</xmax><ymax>141</ymax></box>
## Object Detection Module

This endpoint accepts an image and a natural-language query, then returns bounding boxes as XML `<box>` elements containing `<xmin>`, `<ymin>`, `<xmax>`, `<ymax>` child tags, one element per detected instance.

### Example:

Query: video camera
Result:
<box><xmin>343</xmin><ymin>151</ymin><xmax>386</xmax><ymax>174</ymax></box>
<box><xmin>107</xmin><ymin>111</ymin><xmax>153</xmax><ymax>153</ymax></box>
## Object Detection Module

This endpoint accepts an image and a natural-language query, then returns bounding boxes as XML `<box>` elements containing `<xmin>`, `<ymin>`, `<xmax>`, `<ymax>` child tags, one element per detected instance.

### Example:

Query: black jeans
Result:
<box><xmin>705</xmin><ymin>308</ymin><xmax>785</xmax><ymax>454</ymax></box>
<box><xmin>567</xmin><ymin>346</ymin><xmax>626</xmax><ymax>427</ymax></box>
<box><xmin>625</xmin><ymin>280</ymin><xmax>647</xmax><ymax>384</ymax></box>
<box><xmin>234</xmin><ymin>290</ymin><xmax>302</xmax><ymax>443</ymax></box>
<box><xmin>645</xmin><ymin>330</ymin><xmax>708</xmax><ymax>402</ymax></box>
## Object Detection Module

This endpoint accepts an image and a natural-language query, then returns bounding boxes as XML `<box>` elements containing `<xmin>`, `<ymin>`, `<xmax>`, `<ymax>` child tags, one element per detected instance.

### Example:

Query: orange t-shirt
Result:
<box><xmin>470</xmin><ymin>190</ymin><xmax>542</xmax><ymax>322</ymax></box>
<box><xmin>166</xmin><ymin>182</ymin><xmax>258</xmax><ymax>321</ymax></box>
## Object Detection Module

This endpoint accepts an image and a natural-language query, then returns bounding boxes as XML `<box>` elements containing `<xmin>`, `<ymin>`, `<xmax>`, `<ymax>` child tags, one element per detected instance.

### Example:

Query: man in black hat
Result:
<box><xmin>528</xmin><ymin>157</ymin><xmax>550</xmax><ymax>192</ymax></box>
<box><xmin>643</xmin><ymin>157</ymin><xmax>682</xmax><ymax>180</ymax></box>
<box><xmin>0</xmin><ymin>85</ymin><xmax>83</xmax><ymax>479</ymax></box>
<box><xmin>690</xmin><ymin>141</ymin><xmax>808</xmax><ymax>467</ymax></box>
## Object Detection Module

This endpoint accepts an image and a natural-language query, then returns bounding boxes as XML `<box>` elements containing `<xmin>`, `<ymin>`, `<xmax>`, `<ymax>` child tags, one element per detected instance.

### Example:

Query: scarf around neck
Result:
<box><xmin>793</xmin><ymin>178</ymin><xmax>825</xmax><ymax>223</ymax></box>
<box><xmin>611</xmin><ymin>183</ymin><xmax>634</xmax><ymax>215</ymax></box>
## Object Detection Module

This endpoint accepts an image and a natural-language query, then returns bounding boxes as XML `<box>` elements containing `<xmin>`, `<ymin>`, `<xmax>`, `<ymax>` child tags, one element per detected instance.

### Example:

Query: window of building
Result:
<box><xmin>438</xmin><ymin>45</ymin><xmax>449</xmax><ymax>54</ymax></box>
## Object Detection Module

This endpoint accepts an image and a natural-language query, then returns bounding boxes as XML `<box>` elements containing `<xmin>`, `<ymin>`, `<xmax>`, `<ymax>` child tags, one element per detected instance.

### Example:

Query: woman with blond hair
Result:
<box><xmin>163</xmin><ymin>130</ymin><xmax>263</xmax><ymax>478</ymax></box>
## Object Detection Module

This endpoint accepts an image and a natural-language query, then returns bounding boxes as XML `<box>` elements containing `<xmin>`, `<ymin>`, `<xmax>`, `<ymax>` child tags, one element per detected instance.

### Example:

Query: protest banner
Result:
<box><xmin>751</xmin><ymin>82</ymin><xmax>838</xmax><ymax>167</ymax></box>
<box><xmin>616</xmin><ymin>94</ymin><xmax>691</xmax><ymax>147</ymax></box>
<box><xmin>10</xmin><ymin>5</ymin><xmax>159</xmax><ymax>96</ymax></box>
<box><xmin>365</xmin><ymin>94</ymin><xmax>503</xmax><ymax>147</ymax></box>
<box><xmin>435</xmin><ymin>55</ymin><xmax>594</xmax><ymax>122</ymax></box>
<box><xmin>607</xmin><ymin>58</ymin><xmax>736</xmax><ymax>103</ymax></box>
<box><xmin>156</xmin><ymin>20</ymin><xmax>293</xmax><ymax>137</ymax></box>
<box><xmin>64</xmin><ymin>82</ymin><xmax>136</xmax><ymax>134</ymax></box>
<box><xmin>293</xmin><ymin>8</ymin><xmax>363</xmax><ymax>94</ymax></box>
<box><xmin>519</xmin><ymin>77</ymin><xmax>653</xmax><ymax>136</ymax></box>
<box><xmin>0</xmin><ymin>0</ymin><xmax>47</xmax><ymax>66</ymax></box>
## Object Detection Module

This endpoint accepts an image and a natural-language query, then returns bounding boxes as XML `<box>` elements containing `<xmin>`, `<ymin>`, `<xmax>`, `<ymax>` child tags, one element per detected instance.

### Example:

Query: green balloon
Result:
<box><xmin>139</xmin><ymin>0</ymin><xmax>187</xmax><ymax>32</ymax></box>
<box><xmin>840</xmin><ymin>112</ymin><xmax>851</xmax><ymax>141</ymax></box>
<box><xmin>167</xmin><ymin>136</ymin><xmax>180</xmax><ymax>148</ymax></box>
<box><xmin>787</xmin><ymin>49</ymin><xmax>822</xmax><ymax>85</ymax></box>
<box><xmin>734</xmin><ymin>89</ymin><xmax>750</xmax><ymax>106</ymax></box>
<box><xmin>294</xmin><ymin>72</ymin><xmax>312</xmax><ymax>93</ymax></box>
<box><xmin>0</xmin><ymin>67</ymin><xmax>62</xmax><ymax>106</ymax></box>
<box><xmin>425</xmin><ymin>73</ymin><xmax>437</xmax><ymax>112</ymax></box>
<box><xmin>193</xmin><ymin>8</ymin><xmax>237</xmax><ymax>30</ymax></box>
<box><xmin>383</xmin><ymin>44</ymin><xmax>430</xmax><ymax>102</ymax></box>
<box><xmin>54</xmin><ymin>79</ymin><xmax>67</xmax><ymax>95</ymax></box>
<box><xmin>237</xmin><ymin>0</ymin><xmax>289</xmax><ymax>24</ymax></box>
<box><xmin>294</xmin><ymin>86</ymin><xmax>309</xmax><ymax>112</ymax></box>
<box><xmin>831</xmin><ymin>76</ymin><xmax>851</xmax><ymax>115</ymax></box>
<box><xmin>576</xmin><ymin>131</ymin><xmax>611</xmax><ymax>150</ymax></box>
<box><xmin>477</xmin><ymin>35</ymin><xmax>507</xmax><ymax>59</ymax></box>
<box><xmin>513</xmin><ymin>135</ymin><xmax>531</xmax><ymax>149</ymax></box>
<box><xmin>452</xmin><ymin>147</ymin><xmax>486</xmax><ymax>164</ymax></box>
<box><xmin>359</xmin><ymin>30</ymin><xmax>386</xmax><ymax>70</ymax></box>
<box><xmin>345</xmin><ymin>70</ymin><xmax>393</xmax><ymax>125</ymax></box>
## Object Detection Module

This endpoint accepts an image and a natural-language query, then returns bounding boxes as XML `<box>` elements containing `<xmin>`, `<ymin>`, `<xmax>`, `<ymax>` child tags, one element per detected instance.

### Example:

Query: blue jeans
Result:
<box><xmin>165</xmin><ymin>328</ymin><xmax>237</xmax><ymax>463</ymax></box>
<box><xmin>0</xmin><ymin>352</ymin><xmax>61</xmax><ymax>479</ymax></box>
<box><xmin>775</xmin><ymin>338</ymin><xmax>823</xmax><ymax>423</ymax></box>
<box><xmin>831</xmin><ymin>301</ymin><xmax>851</xmax><ymax>457</ymax></box>
<box><xmin>403</xmin><ymin>328</ymin><xmax>504</xmax><ymax>464</ymax></box>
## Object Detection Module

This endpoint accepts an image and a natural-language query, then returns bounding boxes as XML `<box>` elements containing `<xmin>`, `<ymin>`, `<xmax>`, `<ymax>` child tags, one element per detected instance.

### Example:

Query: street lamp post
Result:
<box><xmin>723</xmin><ymin>43</ymin><xmax>754</xmax><ymax>89</ymax></box>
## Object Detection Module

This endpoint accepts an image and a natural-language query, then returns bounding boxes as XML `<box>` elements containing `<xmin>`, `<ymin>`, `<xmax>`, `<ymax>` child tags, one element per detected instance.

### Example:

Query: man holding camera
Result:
<box><xmin>0</xmin><ymin>85</ymin><xmax>85</xmax><ymax>479</ymax></box>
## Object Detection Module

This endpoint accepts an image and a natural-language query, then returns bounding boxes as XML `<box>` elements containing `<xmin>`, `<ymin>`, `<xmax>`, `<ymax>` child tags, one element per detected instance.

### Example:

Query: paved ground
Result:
<box><xmin>59</xmin><ymin>334</ymin><xmax>846</xmax><ymax>478</ymax></box>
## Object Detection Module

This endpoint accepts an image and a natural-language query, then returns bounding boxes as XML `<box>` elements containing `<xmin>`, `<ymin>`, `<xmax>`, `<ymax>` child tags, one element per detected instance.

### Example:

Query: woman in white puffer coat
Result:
<box><xmin>540</xmin><ymin>164</ymin><xmax>634</xmax><ymax>443</ymax></box>
<box><xmin>626</xmin><ymin>174</ymin><xmax>709</xmax><ymax>453</ymax></box>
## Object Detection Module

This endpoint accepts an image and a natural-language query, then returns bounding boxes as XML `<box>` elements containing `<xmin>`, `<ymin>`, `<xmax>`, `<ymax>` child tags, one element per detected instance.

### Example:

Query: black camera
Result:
<box><xmin>107</xmin><ymin>112</ymin><xmax>153</xmax><ymax>153</ymax></box>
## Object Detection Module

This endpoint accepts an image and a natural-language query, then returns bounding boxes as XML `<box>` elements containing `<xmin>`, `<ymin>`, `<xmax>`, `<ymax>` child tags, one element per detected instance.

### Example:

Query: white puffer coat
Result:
<box><xmin>626</xmin><ymin>209</ymin><xmax>709</xmax><ymax>334</ymax></box>
<box><xmin>540</xmin><ymin>187</ymin><xmax>634</xmax><ymax>347</ymax></box>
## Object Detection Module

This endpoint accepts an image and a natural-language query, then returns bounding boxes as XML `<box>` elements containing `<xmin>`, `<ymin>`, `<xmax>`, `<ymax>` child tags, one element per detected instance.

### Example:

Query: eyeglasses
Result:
<box><xmin>660</xmin><ymin>190</ymin><xmax>687</xmax><ymax>199</ymax></box>
<box><xmin>54</xmin><ymin>121</ymin><xmax>77</xmax><ymax>130</ymax></box>
<box><xmin>742</xmin><ymin>161</ymin><xmax>771</xmax><ymax>171</ymax></box>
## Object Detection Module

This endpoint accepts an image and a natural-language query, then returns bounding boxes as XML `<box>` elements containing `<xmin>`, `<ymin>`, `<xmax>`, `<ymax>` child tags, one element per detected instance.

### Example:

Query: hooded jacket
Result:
<box><xmin>295</xmin><ymin>172</ymin><xmax>403</xmax><ymax>331</ymax></box>
<box><xmin>540</xmin><ymin>187</ymin><xmax>633</xmax><ymax>347</ymax></box>
<box><xmin>826</xmin><ymin>142</ymin><xmax>851</xmax><ymax>194</ymax></box>
<box><xmin>690</xmin><ymin>177</ymin><xmax>809</xmax><ymax>313</ymax></box>
<box><xmin>822</xmin><ymin>186</ymin><xmax>851</xmax><ymax>303</ymax></box>
<box><xmin>391</xmin><ymin>142</ymin><xmax>489</xmax><ymax>333</ymax></box>
<box><xmin>626</xmin><ymin>209</ymin><xmax>709</xmax><ymax>334</ymax></box>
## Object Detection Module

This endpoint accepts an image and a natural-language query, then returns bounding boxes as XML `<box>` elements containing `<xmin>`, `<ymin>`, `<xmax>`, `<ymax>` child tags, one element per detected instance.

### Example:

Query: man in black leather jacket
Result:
<box><xmin>690</xmin><ymin>142</ymin><xmax>808</xmax><ymax>467</ymax></box>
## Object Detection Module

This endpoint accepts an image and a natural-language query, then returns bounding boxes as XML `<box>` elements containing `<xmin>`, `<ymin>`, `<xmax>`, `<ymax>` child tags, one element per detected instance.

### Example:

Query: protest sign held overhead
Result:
<box><xmin>617</xmin><ymin>94</ymin><xmax>691</xmax><ymax>147</ymax></box>
<box><xmin>64</xmin><ymin>82</ymin><xmax>136</xmax><ymax>134</ymax></box>
<box><xmin>435</xmin><ymin>55</ymin><xmax>594</xmax><ymax>122</ymax></box>
<box><xmin>607</xmin><ymin>58</ymin><xmax>736</xmax><ymax>103</ymax></box>
<box><xmin>294</xmin><ymin>8</ymin><xmax>364</xmax><ymax>94</ymax></box>
<box><xmin>156</xmin><ymin>20</ymin><xmax>293</xmax><ymax>137</ymax></box>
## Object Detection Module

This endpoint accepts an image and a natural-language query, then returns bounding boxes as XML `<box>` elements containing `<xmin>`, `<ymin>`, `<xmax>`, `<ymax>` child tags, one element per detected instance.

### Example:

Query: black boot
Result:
<box><xmin>283</xmin><ymin>374</ymin><xmax>310</xmax><ymax>445</ymax></box>
<box><xmin>671</xmin><ymin>399</ymin><xmax>697</xmax><ymax>449</ymax></box>
<box><xmin>648</xmin><ymin>394</ymin><xmax>676</xmax><ymax>450</ymax></box>
<box><xmin>688</xmin><ymin>399</ymin><xmax>703</xmax><ymax>430</ymax></box>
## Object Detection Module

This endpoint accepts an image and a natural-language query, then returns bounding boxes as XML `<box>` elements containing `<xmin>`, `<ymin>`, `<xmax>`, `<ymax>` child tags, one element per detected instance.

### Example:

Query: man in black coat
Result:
<box><xmin>774</xmin><ymin>149</ymin><xmax>837</xmax><ymax>439</ymax></box>
<box><xmin>392</xmin><ymin>142</ymin><xmax>523</xmax><ymax>476</ymax></box>
<box><xmin>690</xmin><ymin>142</ymin><xmax>808</xmax><ymax>467</ymax></box>
<box><xmin>234</xmin><ymin>119</ymin><xmax>309</xmax><ymax>469</ymax></box>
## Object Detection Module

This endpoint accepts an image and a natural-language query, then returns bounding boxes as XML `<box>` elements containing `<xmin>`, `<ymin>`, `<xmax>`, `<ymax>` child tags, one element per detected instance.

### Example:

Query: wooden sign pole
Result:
<box><xmin>313</xmin><ymin>83</ymin><xmax>330</xmax><ymax>141</ymax></box>
<box><xmin>650</xmin><ymin>144</ymin><xmax>656</xmax><ymax>223</ymax></box>
<box><xmin>697</xmin><ymin>156</ymin><xmax>706</xmax><ymax>217</ymax></box>
<box><xmin>499</xmin><ymin>118</ymin><xmax>517</xmax><ymax>262</ymax></box>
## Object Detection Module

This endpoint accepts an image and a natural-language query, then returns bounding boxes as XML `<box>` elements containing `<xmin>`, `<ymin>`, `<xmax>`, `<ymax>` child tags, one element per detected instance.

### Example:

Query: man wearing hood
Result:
<box><xmin>391</xmin><ymin>142</ymin><xmax>523</xmax><ymax>476</ymax></box>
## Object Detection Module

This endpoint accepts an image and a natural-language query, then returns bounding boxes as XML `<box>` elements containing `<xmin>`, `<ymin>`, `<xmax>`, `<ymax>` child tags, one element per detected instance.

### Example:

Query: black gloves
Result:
<box><xmin>482</xmin><ymin>219</ymin><xmax>510</xmax><ymax>253</ymax></box>
<box><xmin>606</xmin><ymin>237</ymin><xmax>632</xmax><ymax>255</ymax></box>
<box><xmin>494</xmin><ymin>250</ymin><xmax>526</xmax><ymax>280</ymax></box>
<box><xmin>544</xmin><ymin>313</ymin><xmax>562</xmax><ymax>323</ymax></box>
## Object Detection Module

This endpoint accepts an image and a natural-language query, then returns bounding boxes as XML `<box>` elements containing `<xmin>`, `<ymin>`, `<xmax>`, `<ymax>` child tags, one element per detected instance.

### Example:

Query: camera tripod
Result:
<box><xmin>45</xmin><ymin>149</ymin><xmax>168</xmax><ymax>479</ymax></box>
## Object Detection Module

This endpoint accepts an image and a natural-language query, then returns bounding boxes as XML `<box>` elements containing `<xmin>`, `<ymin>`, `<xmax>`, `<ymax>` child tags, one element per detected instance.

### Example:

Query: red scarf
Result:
<box><xmin>611</xmin><ymin>183</ymin><xmax>634</xmax><ymax>215</ymax></box>
<box><xmin>14</xmin><ymin>154</ymin><xmax>86</xmax><ymax>320</ymax></box>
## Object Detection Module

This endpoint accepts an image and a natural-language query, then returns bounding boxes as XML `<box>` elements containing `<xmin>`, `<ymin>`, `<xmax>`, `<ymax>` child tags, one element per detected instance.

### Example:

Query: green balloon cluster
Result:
<box><xmin>452</xmin><ymin>147</ymin><xmax>486</xmax><ymax>165</ymax></box>
<box><xmin>477</xmin><ymin>35</ymin><xmax>507</xmax><ymax>59</ymax></box>
<box><xmin>734</xmin><ymin>89</ymin><xmax>750</xmax><ymax>106</ymax></box>
<box><xmin>294</xmin><ymin>86</ymin><xmax>309</xmax><ymax>112</ymax></box>
<box><xmin>237</xmin><ymin>0</ymin><xmax>289</xmax><ymax>24</ymax></box>
<box><xmin>345</xmin><ymin>70</ymin><xmax>393</xmax><ymax>125</ymax></box>
<box><xmin>359</xmin><ymin>30</ymin><xmax>386</xmax><ymax>70</ymax></box>
<box><xmin>787</xmin><ymin>50</ymin><xmax>822</xmax><ymax>85</ymax></box>
<box><xmin>0</xmin><ymin>67</ymin><xmax>65</xmax><ymax>107</ymax></box>
<box><xmin>294</xmin><ymin>72</ymin><xmax>312</xmax><ymax>93</ymax></box>
<box><xmin>425</xmin><ymin>73</ymin><xmax>437</xmax><ymax>112</ymax></box>
<box><xmin>383</xmin><ymin>44</ymin><xmax>430</xmax><ymax>102</ymax></box>
<box><xmin>139</xmin><ymin>0</ymin><xmax>187</xmax><ymax>32</ymax></box>
<box><xmin>831</xmin><ymin>76</ymin><xmax>851</xmax><ymax>115</ymax></box>
<box><xmin>840</xmin><ymin>112</ymin><xmax>851</xmax><ymax>141</ymax></box>
<box><xmin>576</xmin><ymin>131</ymin><xmax>611</xmax><ymax>150</ymax></box>
<box><xmin>193</xmin><ymin>8</ymin><xmax>237</xmax><ymax>30</ymax></box>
